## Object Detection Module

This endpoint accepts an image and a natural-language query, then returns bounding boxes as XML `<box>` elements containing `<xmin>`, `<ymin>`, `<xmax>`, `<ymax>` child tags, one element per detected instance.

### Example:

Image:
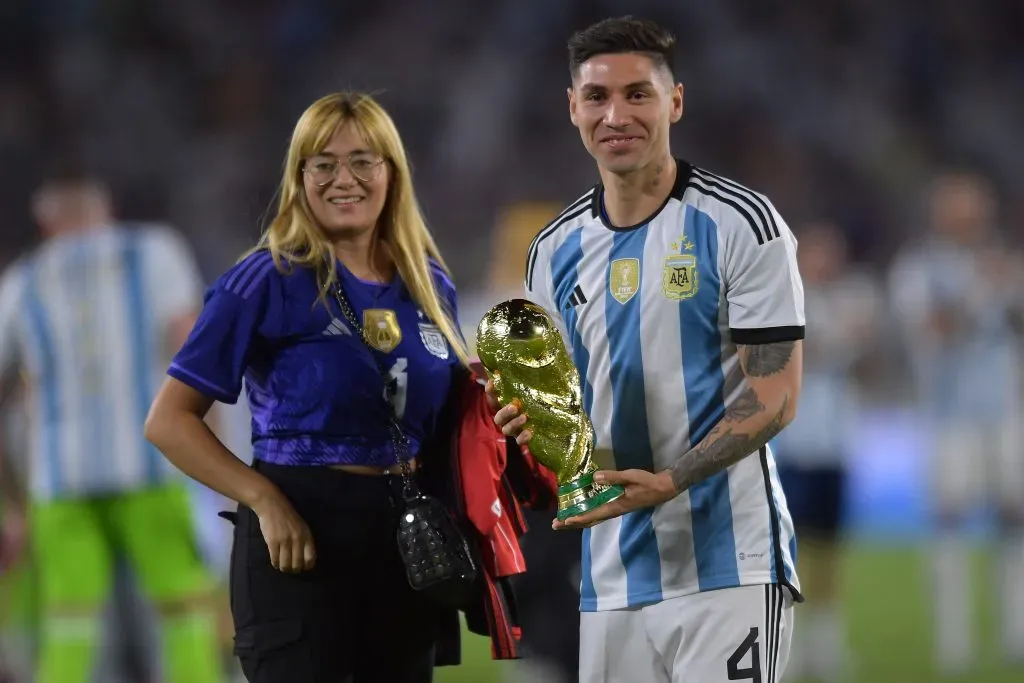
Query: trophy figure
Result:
<box><xmin>476</xmin><ymin>299</ymin><xmax>624</xmax><ymax>521</ymax></box>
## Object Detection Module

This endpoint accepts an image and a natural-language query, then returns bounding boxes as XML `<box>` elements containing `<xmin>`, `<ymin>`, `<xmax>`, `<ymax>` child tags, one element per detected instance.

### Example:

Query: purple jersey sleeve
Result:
<box><xmin>168</xmin><ymin>251</ymin><xmax>283</xmax><ymax>403</ymax></box>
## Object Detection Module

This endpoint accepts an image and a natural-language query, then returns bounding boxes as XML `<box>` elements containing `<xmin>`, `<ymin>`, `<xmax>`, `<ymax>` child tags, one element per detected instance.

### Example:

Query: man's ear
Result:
<box><xmin>670</xmin><ymin>82</ymin><xmax>684</xmax><ymax>124</ymax></box>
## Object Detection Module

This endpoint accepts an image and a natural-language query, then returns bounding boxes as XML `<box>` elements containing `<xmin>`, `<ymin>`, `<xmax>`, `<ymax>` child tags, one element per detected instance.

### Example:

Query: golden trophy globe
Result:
<box><xmin>476</xmin><ymin>299</ymin><xmax>625</xmax><ymax>521</ymax></box>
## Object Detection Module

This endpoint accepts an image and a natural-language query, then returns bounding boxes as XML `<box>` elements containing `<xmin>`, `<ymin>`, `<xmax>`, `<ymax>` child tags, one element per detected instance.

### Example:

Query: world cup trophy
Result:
<box><xmin>476</xmin><ymin>299</ymin><xmax>625</xmax><ymax>521</ymax></box>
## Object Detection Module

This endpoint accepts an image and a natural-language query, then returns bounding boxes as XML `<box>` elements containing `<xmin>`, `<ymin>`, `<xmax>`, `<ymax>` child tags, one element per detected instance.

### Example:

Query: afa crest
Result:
<box><xmin>418</xmin><ymin>322</ymin><xmax>449</xmax><ymax>360</ymax></box>
<box><xmin>662</xmin><ymin>238</ymin><xmax>698</xmax><ymax>300</ymax></box>
<box><xmin>609</xmin><ymin>258</ymin><xmax>640</xmax><ymax>304</ymax></box>
<box><xmin>363</xmin><ymin>309</ymin><xmax>402</xmax><ymax>353</ymax></box>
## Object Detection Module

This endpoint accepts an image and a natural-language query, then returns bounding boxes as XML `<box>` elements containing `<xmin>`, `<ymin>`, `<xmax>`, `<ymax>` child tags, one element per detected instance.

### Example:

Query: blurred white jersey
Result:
<box><xmin>190</xmin><ymin>395</ymin><xmax>254</xmax><ymax>575</ymax></box>
<box><xmin>525</xmin><ymin>163</ymin><xmax>804</xmax><ymax>612</ymax></box>
<box><xmin>889</xmin><ymin>240</ymin><xmax>1023</xmax><ymax>423</ymax></box>
<box><xmin>0</xmin><ymin>224</ymin><xmax>203</xmax><ymax>500</ymax></box>
<box><xmin>773</xmin><ymin>272</ymin><xmax>879</xmax><ymax>467</ymax></box>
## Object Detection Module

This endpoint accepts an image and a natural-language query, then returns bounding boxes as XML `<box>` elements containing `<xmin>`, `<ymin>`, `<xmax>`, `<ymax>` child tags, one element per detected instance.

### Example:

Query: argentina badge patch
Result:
<box><xmin>661</xmin><ymin>252</ymin><xmax>698</xmax><ymax>300</ymax></box>
<box><xmin>418</xmin><ymin>322</ymin><xmax>449</xmax><ymax>359</ymax></box>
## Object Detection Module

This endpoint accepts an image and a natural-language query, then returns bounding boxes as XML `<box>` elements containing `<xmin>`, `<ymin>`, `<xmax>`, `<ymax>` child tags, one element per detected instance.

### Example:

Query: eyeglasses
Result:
<box><xmin>303</xmin><ymin>152</ymin><xmax>385</xmax><ymax>186</ymax></box>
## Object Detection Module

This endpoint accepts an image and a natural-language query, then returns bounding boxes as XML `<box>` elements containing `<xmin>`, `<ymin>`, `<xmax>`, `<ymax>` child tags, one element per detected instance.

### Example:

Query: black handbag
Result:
<box><xmin>331</xmin><ymin>278</ymin><xmax>477</xmax><ymax>609</ymax></box>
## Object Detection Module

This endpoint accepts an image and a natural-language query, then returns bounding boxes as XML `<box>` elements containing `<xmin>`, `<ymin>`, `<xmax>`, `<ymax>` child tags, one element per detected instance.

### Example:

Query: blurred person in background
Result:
<box><xmin>889</xmin><ymin>170</ymin><xmax>1024</xmax><ymax>676</ymax></box>
<box><xmin>493</xmin><ymin>16</ymin><xmax>804</xmax><ymax>683</ymax></box>
<box><xmin>0</xmin><ymin>169</ymin><xmax>223</xmax><ymax>683</ymax></box>
<box><xmin>145</xmin><ymin>92</ymin><xmax>472</xmax><ymax>683</ymax></box>
<box><xmin>0</xmin><ymin>380</ymin><xmax>29</xmax><ymax>683</ymax></box>
<box><xmin>773</xmin><ymin>222</ymin><xmax>881</xmax><ymax>682</ymax></box>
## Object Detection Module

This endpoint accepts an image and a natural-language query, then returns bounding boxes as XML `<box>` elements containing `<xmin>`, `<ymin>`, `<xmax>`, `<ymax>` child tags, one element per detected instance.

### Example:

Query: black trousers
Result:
<box><xmin>230</xmin><ymin>461</ymin><xmax>439</xmax><ymax>683</ymax></box>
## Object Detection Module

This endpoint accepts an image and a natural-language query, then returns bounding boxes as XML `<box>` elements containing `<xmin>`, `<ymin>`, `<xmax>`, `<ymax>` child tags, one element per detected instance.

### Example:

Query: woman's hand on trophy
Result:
<box><xmin>552</xmin><ymin>469</ymin><xmax>678</xmax><ymax>530</ymax></box>
<box><xmin>485</xmin><ymin>379</ymin><xmax>533</xmax><ymax>446</ymax></box>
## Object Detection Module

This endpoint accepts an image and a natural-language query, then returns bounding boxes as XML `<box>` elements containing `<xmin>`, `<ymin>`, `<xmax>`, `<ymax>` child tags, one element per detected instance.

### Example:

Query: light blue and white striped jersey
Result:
<box><xmin>0</xmin><ymin>224</ymin><xmax>203</xmax><ymax>500</ymax></box>
<box><xmin>525</xmin><ymin>163</ymin><xmax>804</xmax><ymax>612</ymax></box>
<box><xmin>889</xmin><ymin>240</ymin><xmax>1023</xmax><ymax>422</ymax></box>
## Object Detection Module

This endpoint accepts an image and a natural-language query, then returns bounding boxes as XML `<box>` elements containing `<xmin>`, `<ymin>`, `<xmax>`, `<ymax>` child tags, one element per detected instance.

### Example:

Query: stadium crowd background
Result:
<box><xmin>0</xmin><ymin>1</ymin><xmax>1022</xmax><ymax>682</ymax></box>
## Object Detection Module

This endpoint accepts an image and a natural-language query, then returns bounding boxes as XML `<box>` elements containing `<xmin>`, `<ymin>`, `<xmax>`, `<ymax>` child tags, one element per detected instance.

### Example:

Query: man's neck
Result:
<box><xmin>600</xmin><ymin>154</ymin><xmax>677</xmax><ymax>228</ymax></box>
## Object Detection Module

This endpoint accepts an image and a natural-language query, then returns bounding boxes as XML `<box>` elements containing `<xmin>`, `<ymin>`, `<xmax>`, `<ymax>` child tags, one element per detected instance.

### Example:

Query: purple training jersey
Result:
<box><xmin>169</xmin><ymin>250</ymin><xmax>460</xmax><ymax>467</ymax></box>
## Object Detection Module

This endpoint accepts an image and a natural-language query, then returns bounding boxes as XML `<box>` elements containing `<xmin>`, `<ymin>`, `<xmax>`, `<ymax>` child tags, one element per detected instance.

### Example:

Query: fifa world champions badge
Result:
<box><xmin>609</xmin><ymin>258</ymin><xmax>640</xmax><ymax>304</ymax></box>
<box><xmin>362</xmin><ymin>309</ymin><xmax>401</xmax><ymax>353</ymax></box>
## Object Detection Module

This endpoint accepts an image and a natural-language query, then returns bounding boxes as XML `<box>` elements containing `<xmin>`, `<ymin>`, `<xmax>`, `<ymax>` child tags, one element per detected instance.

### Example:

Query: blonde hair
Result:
<box><xmin>251</xmin><ymin>92</ymin><xmax>469</xmax><ymax>366</ymax></box>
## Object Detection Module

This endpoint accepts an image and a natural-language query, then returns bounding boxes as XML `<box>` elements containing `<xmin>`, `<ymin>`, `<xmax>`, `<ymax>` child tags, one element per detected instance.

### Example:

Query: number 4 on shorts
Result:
<box><xmin>726</xmin><ymin>628</ymin><xmax>761</xmax><ymax>682</ymax></box>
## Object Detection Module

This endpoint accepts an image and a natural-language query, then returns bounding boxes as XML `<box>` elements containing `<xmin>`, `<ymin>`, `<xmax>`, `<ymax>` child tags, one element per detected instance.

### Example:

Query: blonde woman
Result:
<box><xmin>145</xmin><ymin>92</ymin><xmax>470</xmax><ymax>683</ymax></box>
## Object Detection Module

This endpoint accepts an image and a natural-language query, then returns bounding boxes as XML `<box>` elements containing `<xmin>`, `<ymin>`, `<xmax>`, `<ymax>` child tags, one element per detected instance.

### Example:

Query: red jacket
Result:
<box><xmin>446</xmin><ymin>371</ymin><xmax>558</xmax><ymax>660</ymax></box>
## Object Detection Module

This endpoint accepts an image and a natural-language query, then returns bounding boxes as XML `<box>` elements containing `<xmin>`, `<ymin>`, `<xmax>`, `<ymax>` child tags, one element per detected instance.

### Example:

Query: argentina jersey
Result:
<box><xmin>889</xmin><ymin>242</ymin><xmax>1023</xmax><ymax>421</ymax></box>
<box><xmin>525</xmin><ymin>162</ymin><xmax>803</xmax><ymax>611</ymax></box>
<box><xmin>0</xmin><ymin>225</ymin><xmax>203</xmax><ymax>500</ymax></box>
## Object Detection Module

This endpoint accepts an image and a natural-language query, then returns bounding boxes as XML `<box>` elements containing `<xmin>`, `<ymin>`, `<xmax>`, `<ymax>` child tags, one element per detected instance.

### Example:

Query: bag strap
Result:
<box><xmin>330</xmin><ymin>277</ymin><xmax>418</xmax><ymax>498</ymax></box>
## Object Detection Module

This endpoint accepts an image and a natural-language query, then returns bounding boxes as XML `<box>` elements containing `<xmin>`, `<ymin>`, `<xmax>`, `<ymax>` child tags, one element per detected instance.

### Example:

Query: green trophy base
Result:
<box><xmin>556</xmin><ymin>472</ymin><xmax>626</xmax><ymax>522</ymax></box>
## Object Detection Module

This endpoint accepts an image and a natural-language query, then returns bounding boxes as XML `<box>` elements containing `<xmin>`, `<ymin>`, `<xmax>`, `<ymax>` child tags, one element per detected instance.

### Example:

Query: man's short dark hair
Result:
<box><xmin>568</xmin><ymin>16</ymin><xmax>676</xmax><ymax>80</ymax></box>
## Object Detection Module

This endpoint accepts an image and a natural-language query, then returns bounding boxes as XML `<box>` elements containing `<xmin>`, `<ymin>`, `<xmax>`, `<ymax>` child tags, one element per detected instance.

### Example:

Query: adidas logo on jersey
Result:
<box><xmin>322</xmin><ymin>317</ymin><xmax>352</xmax><ymax>336</ymax></box>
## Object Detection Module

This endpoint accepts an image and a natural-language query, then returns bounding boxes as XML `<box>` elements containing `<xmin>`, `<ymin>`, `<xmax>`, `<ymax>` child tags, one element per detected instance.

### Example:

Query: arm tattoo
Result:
<box><xmin>740</xmin><ymin>341</ymin><xmax>795</xmax><ymax>378</ymax></box>
<box><xmin>725</xmin><ymin>386</ymin><xmax>764</xmax><ymax>421</ymax></box>
<box><xmin>664</xmin><ymin>341</ymin><xmax>797</xmax><ymax>492</ymax></box>
<box><xmin>668</xmin><ymin>395</ymin><xmax>788</xmax><ymax>492</ymax></box>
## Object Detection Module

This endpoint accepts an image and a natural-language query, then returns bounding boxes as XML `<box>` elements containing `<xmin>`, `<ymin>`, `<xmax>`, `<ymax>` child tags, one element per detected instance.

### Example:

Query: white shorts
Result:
<box><xmin>579</xmin><ymin>584</ymin><xmax>793</xmax><ymax>683</ymax></box>
<box><xmin>934</xmin><ymin>420</ymin><xmax>1024</xmax><ymax>513</ymax></box>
